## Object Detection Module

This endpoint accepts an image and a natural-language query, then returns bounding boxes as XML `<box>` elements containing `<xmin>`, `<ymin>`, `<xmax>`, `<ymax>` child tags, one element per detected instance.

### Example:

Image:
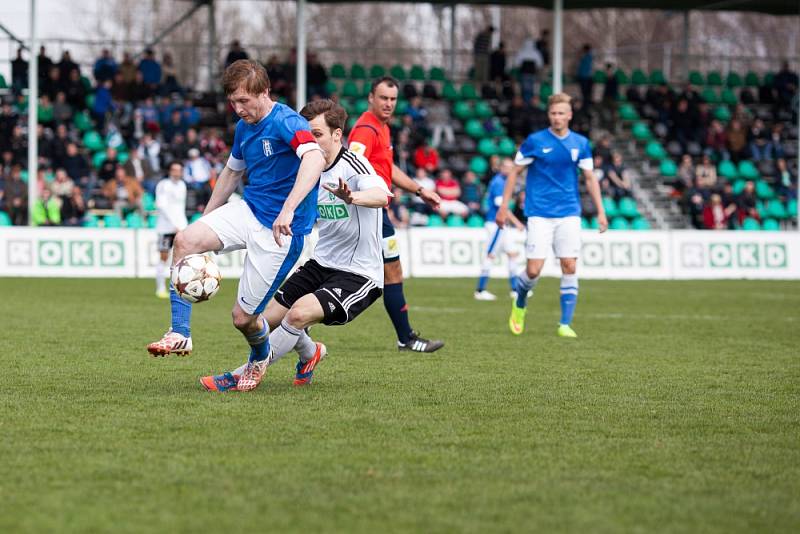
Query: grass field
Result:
<box><xmin>0</xmin><ymin>277</ymin><xmax>798</xmax><ymax>533</ymax></box>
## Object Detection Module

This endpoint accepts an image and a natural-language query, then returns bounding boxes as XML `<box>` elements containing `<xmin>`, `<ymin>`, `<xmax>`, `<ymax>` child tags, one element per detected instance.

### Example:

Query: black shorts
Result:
<box><xmin>157</xmin><ymin>233</ymin><xmax>176</xmax><ymax>252</ymax></box>
<box><xmin>274</xmin><ymin>260</ymin><xmax>383</xmax><ymax>326</ymax></box>
<box><xmin>382</xmin><ymin>208</ymin><xmax>400</xmax><ymax>264</ymax></box>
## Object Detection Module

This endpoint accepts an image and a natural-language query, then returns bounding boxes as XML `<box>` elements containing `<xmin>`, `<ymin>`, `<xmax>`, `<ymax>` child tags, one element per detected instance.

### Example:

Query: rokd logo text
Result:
<box><xmin>7</xmin><ymin>240</ymin><xmax>125</xmax><ymax>267</ymax></box>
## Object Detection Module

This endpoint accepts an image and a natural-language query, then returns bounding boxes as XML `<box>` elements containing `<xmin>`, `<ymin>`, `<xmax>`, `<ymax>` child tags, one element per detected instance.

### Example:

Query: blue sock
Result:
<box><xmin>515</xmin><ymin>271</ymin><xmax>539</xmax><ymax>309</ymax></box>
<box><xmin>246</xmin><ymin>319</ymin><xmax>270</xmax><ymax>363</ymax></box>
<box><xmin>169</xmin><ymin>284</ymin><xmax>192</xmax><ymax>337</ymax></box>
<box><xmin>477</xmin><ymin>272</ymin><xmax>489</xmax><ymax>292</ymax></box>
<box><xmin>508</xmin><ymin>275</ymin><xmax>517</xmax><ymax>291</ymax></box>
<box><xmin>383</xmin><ymin>282</ymin><xmax>413</xmax><ymax>343</ymax></box>
<box><xmin>560</xmin><ymin>274</ymin><xmax>579</xmax><ymax>326</ymax></box>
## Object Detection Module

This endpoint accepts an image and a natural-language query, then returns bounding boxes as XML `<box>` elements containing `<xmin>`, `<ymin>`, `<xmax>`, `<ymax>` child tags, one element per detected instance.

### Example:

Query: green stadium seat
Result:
<box><xmin>469</xmin><ymin>156</ymin><xmax>489</xmax><ymax>175</ymax></box>
<box><xmin>581</xmin><ymin>217</ymin><xmax>590</xmax><ymax>229</ymax></box>
<box><xmin>763</xmin><ymin>72</ymin><xmax>774</xmax><ymax>86</ymax></box>
<box><xmin>142</xmin><ymin>192</ymin><xmax>155</xmax><ymax>212</ymax></box>
<box><xmin>660</xmin><ymin>159</ymin><xmax>678</xmax><ymax>178</ymax></box>
<box><xmin>104</xmin><ymin>214</ymin><xmax>122</xmax><ymax>228</ymax></box>
<box><xmin>330</xmin><ymin>63</ymin><xmax>346</xmax><ymax>79</ymax></box>
<box><xmin>645</xmin><ymin>141</ymin><xmax>666</xmax><ymax>160</ymax></box>
<box><xmin>497</xmin><ymin>137</ymin><xmax>516</xmax><ymax>157</ymax></box>
<box><xmin>718</xmin><ymin>160</ymin><xmax>738</xmax><ymax>180</ymax></box>
<box><xmin>614</xmin><ymin>69</ymin><xmax>629</xmax><ymax>85</ymax></box>
<box><xmin>73</xmin><ymin>112</ymin><xmax>93</xmax><ymax>132</ymax></box>
<box><xmin>446</xmin><ymin>214</ymin><xmax>465</xmax><ymax>227</ymax></box>
<box><xmin>593</xmin><ymin>70</ymin><xmax>607</xmax><ymax>83</ymax></box>
<box><xmin>732</xmin><ymin>180</ymin><xmax>745</xmax><ymax>195</ymax></box>
<box><xmin>738</xmin><ymin>160</ymin><xmax>759</xmax><ymax>180</ymax></box>
<box><xmin>787</xmin><ymin>199</ymin><xmax>798</xmax><ymax>218</ymax></box>
<box><xmin>147</xmin><ymin>214</ymin><xmax>158</xmax><ymax>228</ymax></box>
<box><xmin>427</xmin><ymin>214</ymin><xmax>444</xmax><ymax>227</ymax></box>
<box><xmin>453</xmin><ymin>101</ymin><xmax>472</xmax><ymax>120</ymax></box>
<box><xmin>125</xmin><ymin>212</ymin><xmax>144</xmax><ymax>228</ymax></box>
<box><xmin>602</xmin><ymin>197</ymin><xmax>619</xmax><ymax>218</ymax></box>
<box><xmin>83</xmin><ymin>130</ymin><xmax>105</xmax><ymax>152</ymax></box>
<box><xmin>81</xmin><ymin>75</ymin><xmax>92</xmax><ymax>92</ymax></box>
<box><xmin>741</xmin><ymin>217</ymin><xmax>760</xmax><ymax>231</ymax></box>
<box><xmin>0</xmin><ymin>74</ymin><xmax>7</xmax><ymax>89</ymax></box>
<box><xmin>346</xmin><ymin>117</ymin><xmax>357</xmax><ymax>130</ymax></box>
<box><xmin>341</xmin><ymin>80</ymin><xmax>359</xmax><ymax>98</ymax></box>
<box><xmin>714</xmin><ymin>105</ymin><xmax>732</xmax><ymax>122</ymax></box>
<box><xmin>389</xmin><ymin>65</ymin><xmax>406</xmax><ymax>80</ymax></box>
<box><xmin>409</xmin><ymin>65</ymin><xmax>425</xmax><ymax>81</ymax></box>
<box><xmin>721</xmin><ymin>89</ymin><xmax>738</xmax><ymax>106</ymax></box>
<box><xmin>460</xmin><ymin>83</ymin><xmax>478</xmax><ymax>100</ymax></box>
<box><xmin>117</xmin><ymin>151</ymin><xmax>129</xmax><ymax>165</ymax></box>
<box><xmin>360</xmin><ymin>81</ymin><xmax>372</xmax><ymax>98</ymax></box>
<box><xmin>467</xmin><ymin>214</ymin><xmax>484</xmax><ymax>228</ymax></box>
<box><xmin>0</xmin><ymin>211</ymin><xmax>12</xmax><ymax>226</ymax></box>
<box><xmin>701</xmin><ymin>87</ymin><xmax>719</xmax><ymax>104</ymax></box>
<box><xmin>369</xmin><ymin>64</ymin><xmax>385</xmax><ymax>78</ymax></box>
<box><xmin>395</xmin><ymin>99</ymin><xmax>409</xmax><ymax>115</ymax></box>
<box><xmin>761</xmin><ymin>218</ymin><xmax>780</xmax><ymax>231</ymax></box>
<box><xmin>464</xmin><ymin>119</ymin><xmax>485</xmax><ymax>139</ymax></box>
<box><xmin>82</xmin><ymin>213</ymin><xmax>99</xmax><ymax>227</ymax></box>
<box><xmin>631</xmin><ymin>69</ymin><xmax>647</xmax><ymax>85</ymax></box>
<box><xmin>92</xmin><ymin>151</ymin><xmax>107</xmax><ymax>169</ymax></box>
<box><xmin>429</xmin><ymin>66</ymin><xmax>446</xmax><ymax>81</ymax></box>
<box><xmin>354</xmin><ymin>99</ymin><xmax>369</xmax><ymax>115</ymax></box>
<box><xmin>649</xmin><ymin>70</ymin><xmax>666</xmax><ymax>85</ymax></box>
<box><xmin>618</xmin><ymin>197</ymin><xmax>640</xmax><ymax>218</ymax></box>
<box><xmin>473</xmin><ymin>100</ymin><xmax>492</xmax><ymax>119</ymax></box>
<box><xmin>631</xmin><ymin>217</ymin><xmax>651</xmax><ymax>230</ymax></box>
<box><xmin>324</xmin><ymin>80</ymin><xmax>338</xmax><ymax>96</ymax></box>
<box><xmin>706</xmin><ymin>71</ymin><xmax>723</xmax><ymax>86</ymax></box>
<box><xmin>350</xmin><ymin>63</ymin><xmax>366</xmax><ymax>80</ymax></box>
<box><xmin>766</xmin><ymin>201</ymin><xmax>788</xmax><ymax>219</ymax></box>
<box><xmin>85</xmin><ymin>93</ymin><xmax>95</xmax><ymax>110</ymax></box>
<box><xmin>619</xmin><ymin>103</ymin><xmax>639</xmax><ymax>121</ymax></box>
<box><xmin>744</xmin><ymin>71</ymin><xmax>760</xmax><ymax>87</ymax></box>
<box><xmin>190</xmin><ymin>212</ymin><xmax>203</xmax><ymax>223</ymax></box>
<box><xmin>755</xmin><ymin>180</ymin><xmax>774</xmax><ymax>199</ymax></box>
<box><xmin>631</xmin><ymin>122</ymin><xmax>652</xmax><ymax>141</ymax></box>
<box><xmin>610</xmin><ymin>217</ymin><xmax>630</xmax><ymax>230</ymax></box>
<box><xmin>442</xmin><ymin>82</ymin><xmax>458</xmax><ymax>100</ymax></box>
<box><xmin>477</xmin><ymin>138</ymin><xmax>498</xmax><ymax>157</ymax></box>
<box><xmin>540</xmin><ymin>83</ymin><xmax>553</xmax><ymax>101</ymax></box>
<box><xmin>726</xmin><ymin>72</ymin><xmax>743</xmax><ymax>88</ymax></box>
<box><xmin>688</xmin><ymin>71</ymin><xmax>704</xmax><ymax>85</ymax></box>
<box><xmin>589</xmin><ymin>217</ymin><xmax>599</xmax><ymax>230</ymax></box>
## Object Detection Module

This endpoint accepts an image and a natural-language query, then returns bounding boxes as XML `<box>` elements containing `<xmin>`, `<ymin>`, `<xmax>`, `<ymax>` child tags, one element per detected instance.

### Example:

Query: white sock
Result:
<box><xmin>265</xmin><ymin>319</ymin><xmax>302</xmax><ymax>365</ymax></box>
<box><xmin>517</xmin><ymin>270</ymin><xmax>540</xmax><ymax>293</ymax></box>
<box><xmin>155</xmin><ymin>260</ymin><xmax>168</xmax><ymax>292</ymax></box>
<box><xmin>507</xmin><ymin>257</ymin><xmax>520</xmax><ymax>280</ymax></box>
<box><xmin>294</xmin><ymin>330</ymin><xmax>317</xmax><ymax>362</ymax></box>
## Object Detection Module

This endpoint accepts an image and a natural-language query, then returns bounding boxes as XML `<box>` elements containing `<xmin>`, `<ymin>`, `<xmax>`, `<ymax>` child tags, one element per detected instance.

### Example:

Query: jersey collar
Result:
<box><xmin>324</xmin><ymin>146</ymin><xmax>346</xmax><ymax>172</ymax></box>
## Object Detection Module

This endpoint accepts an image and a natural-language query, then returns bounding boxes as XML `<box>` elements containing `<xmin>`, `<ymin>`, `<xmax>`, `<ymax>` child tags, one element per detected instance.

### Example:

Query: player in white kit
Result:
<box><xmin>201</xmin><ymin>99</ymin><xmax>391</xmax><ymax>392</ymax></box>
<box><xmin>153</xmin><ymin>161</ymin><xmax>188</xmax><ymax>298</ymax></box>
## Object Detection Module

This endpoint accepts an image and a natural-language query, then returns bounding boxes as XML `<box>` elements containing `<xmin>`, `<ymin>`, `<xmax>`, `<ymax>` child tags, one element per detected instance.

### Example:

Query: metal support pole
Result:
<box><xmin>682</xmin><ymin>11</ymin><xmax>690</xmax><ymax>83</ymax></box>
<box><xmin>207</xmin><ymin>0</ymin><xmax>216</xmax><ymax>92</ymax></box>
<box><xmin>27</xmin><ymin>0</ymin><xmax>38</xmax><ymax>226</ymax></box>
<box><xmin>0</xmin><ymin>21</ymin><xmax>29</xmax><ymax>50</ymax></box>
<box><xmin>296</xmin><ymin>0</ymin><xmax>307</xmax><ymax>110</ymax></box>
<box><xmin>449</xmin><ymin>4</ymin><xmax>456</xmax><ymax>77</ymax></box>
<box><xmin>490</xmin><ymin>6</ymin><xmax>501</xmax><ymax>50</ymax></box>
<box><xmin>552</xmin><ymin>0</ymin><xmax>563</xmax><ymax>93</ymax></box>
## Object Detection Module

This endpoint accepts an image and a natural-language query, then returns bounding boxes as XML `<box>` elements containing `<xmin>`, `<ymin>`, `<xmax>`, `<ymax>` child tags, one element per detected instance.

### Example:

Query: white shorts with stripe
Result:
<box><xmin>525</xmin><ymin>216</ymin><xmax>582</xmax><ymax>260</ymax></box>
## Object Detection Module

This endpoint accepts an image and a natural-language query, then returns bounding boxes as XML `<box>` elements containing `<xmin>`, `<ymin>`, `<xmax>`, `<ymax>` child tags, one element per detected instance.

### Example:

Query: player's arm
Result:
<box><xmin>273</xmin><ymin>149</ymin><xmax>326</xmax><ymax>244</ymax></box>
<box><xmin>391</xmin><ymin>164</ymin><xmax>440</xmax><ymax>209</ymax></box>
<box><xmin>203</xmin><ymin>164</ymin><xmax>244</xmax><ymax>215</ymax></box>
<box><xmin>496</xmin><ymin>165</ymin><xmax>525</xmax><ymax>225</ymax></box>
<box><xmin>323</xmin><ymin>178</ymin><xmax>390</xmax><ymax>208</ymax></box>
<box><xmin>506</xmin><ymin>209</ymin><xmax>526</xmax><ymax>231</ymax></box>
<box><xmin>583</xmin><ymin>168</ymin><xmax>608</xmax><ymax>233</ymax></box>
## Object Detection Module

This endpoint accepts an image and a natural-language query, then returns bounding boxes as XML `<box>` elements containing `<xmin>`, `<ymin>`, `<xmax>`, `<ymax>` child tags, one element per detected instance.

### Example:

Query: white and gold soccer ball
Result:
<box><xmin>171</xmin><ymin>254</ymin><xmax>222</xmax><ymax>303</ymax></box>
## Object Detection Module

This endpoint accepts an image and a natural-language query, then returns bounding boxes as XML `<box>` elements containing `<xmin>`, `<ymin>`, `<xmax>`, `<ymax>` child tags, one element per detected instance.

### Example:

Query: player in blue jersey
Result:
<box><xmin>147</xmin><ymin>60</ymin><xmax>326</xmax><ymax>378</ymax></box>
<box><xmin>474</xmin><ymin>157</ymin><xmax>525</xmax><ymax>301</ymax></box>
<box><xmin>496</xmin><ymin>93</ymin><xmax>607</xmax><ymax>338</ymax></box>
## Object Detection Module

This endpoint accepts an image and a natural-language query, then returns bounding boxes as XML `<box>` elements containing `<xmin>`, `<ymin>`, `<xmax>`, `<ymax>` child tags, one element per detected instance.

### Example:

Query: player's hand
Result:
<box><xmin>495</xmin><ymin>206</ymin><xmax>508</xmax><ymax>226</ymax></box>
<box><xmin>322</xmin><ymin>178</ymin><xmax>354</xmax><ymax>204</ymax></box>
<box><xmin>514</xmin><ymin>221</ymin><xmax>525</xmax><ymax>231</ymax></box>
<box><xmin>597</xmin><ymin>213</ymin><xmax>609</xmax><ymax>233</ymax></box>
<box><xmin>418</xmin><ymin>188</ymin><xmax>441</xmax><ymax>209</ymax></box>
<box><xmin>272</xmin><ymin>208</ymin><xmax>294</xmax><ymax>245</ymax></box>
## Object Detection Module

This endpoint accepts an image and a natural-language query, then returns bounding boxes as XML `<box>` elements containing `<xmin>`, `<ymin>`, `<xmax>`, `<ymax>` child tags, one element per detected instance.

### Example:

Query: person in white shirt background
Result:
<box><xmin>154</xmin><ymin>161</ymin><xmax>188</xmax><ymax>298</ymax></box>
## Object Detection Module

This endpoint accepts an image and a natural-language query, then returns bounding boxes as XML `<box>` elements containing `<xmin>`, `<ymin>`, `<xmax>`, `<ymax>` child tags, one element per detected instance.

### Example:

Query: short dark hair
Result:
<box><xmin>300</xmin><ymin>99</ymin><xmax>347</xmax><ymax>131</ymax></box>
<box><xmin>222</xmin><ymin>59</ymin><xmax>271</xmax><ymax>96</ymax></box>
<box><xmin>169</xmin><ymin>161</ymin><xmax>183</xmax><ymax>171</ymax></box>
<box><xmin>369</xmin><ymin>76</ymin><xmax>399</xmax><ymax>95</ymax></box>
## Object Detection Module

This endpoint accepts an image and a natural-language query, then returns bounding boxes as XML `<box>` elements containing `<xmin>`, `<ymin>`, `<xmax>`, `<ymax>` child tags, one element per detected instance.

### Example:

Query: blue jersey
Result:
<box><xmin>515</xmin><ymin>128</ymin><xmax>593</xmax><ymax>218</ymax></box>
<box><xmin>228</xmin><ymin>102</ymin><xmax>320</xmax><ymax>235</ymax></box>
<box><xmin>484</xmin><ymin>173</ymin><xmax>507</xmax><ymax>222</ymax></box>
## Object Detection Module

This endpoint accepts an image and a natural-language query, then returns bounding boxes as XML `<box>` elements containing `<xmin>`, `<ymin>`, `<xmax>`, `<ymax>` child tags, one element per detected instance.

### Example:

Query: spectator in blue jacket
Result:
<box><xmin>93</xmin><ymin>49</ymin><xmax>118</xmax><ymax>83</ymax></box>
<box><xmin>138</xmin><ymin>49</ymin><xmax>162</xmax><ymax>93</ymax></box>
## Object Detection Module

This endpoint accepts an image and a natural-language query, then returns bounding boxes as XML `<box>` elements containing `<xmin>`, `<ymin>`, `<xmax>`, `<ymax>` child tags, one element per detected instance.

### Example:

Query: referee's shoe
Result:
<box><xmin>398</xmin><ymin>332</ymin><xmax>444</xmax><ymax>353</ymax></box>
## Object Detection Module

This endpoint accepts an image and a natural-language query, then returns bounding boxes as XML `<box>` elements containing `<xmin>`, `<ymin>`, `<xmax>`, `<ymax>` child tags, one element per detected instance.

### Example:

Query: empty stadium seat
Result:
<box><xmin>660</xmin><ymin>159</ymin><xmax>678</xmax><ymax>178</ymax></box>
<box><xmin>409</xmin><ymin>65</ymin><xmax>426</xmax><ymax>81</ymax></box>
<box><xmin>714</xmin><ymin>105</ymin><xmax>732</xmax><ymax>121</ymax></box>
<box><xmin>701</xmin><ymin>87</ymin><xmax>719</xmax><ymax>104</ymax></box>
<box><xmin>427</xmin><ymin>214</ymin><xmax>444</xmax><ymax>227</ymax></box>
<box><xmin>350</xmin><ymin>63</ymin><xmax>367</xmax><ymax>79</ymax></box>
<box><xmin>761</xmin><ymin>218</ymin><xmax>780</xmax><ymax>231</ymax></box>
<box><xmin>0</xmin><ymin>211</ymin><xmax>11</xmax><ymax>226</ymax></box>
<box><xmin>619</xmin><ymin>103</ymin><xmax>639</xmax><ymax>121</ymax></box>
<box><xmin>741</xmin><ymin>217</ymin><xmax>760</xmax><ymax>230</ymax></box>
<box><xmin>497</xmin><ymin>137</ymin><xmax>516</xmax><ymax>157</ymax></box>
<box><xmin>602</xmin><ymin>197</ymin><xmax>618</xmax><ymax>218</ymax></box>
<box><xmin>614</xmin><ymin>69</ymin><xmax>629</xmax><ymax>85</ymax></box>
<box><xmin>721</xmin><ymin>89</ymin><xmax>738</xmax><ymax>106</ymax></box>
<box><xmin>755</xmin><ymin>180</ymin><xmax>774</xmax><ymax>199</ymax></box>
<box><xmin>631</xmin><ymin>69</ymin><xmax>648</xmax><ymax>85</ymax></box>
<box><xmin>82</xmin><ymin>213</ymin><xmax>99</xmax><ymax>227</ymax></box>
<box><xmin>460</xmin><ymin>83</ymin><xmax>478</xmax><ymax>100</ymax></box>
<box><xmin>766</xmin><ymin>201</ymin><xmax>788</xmax><ymax>220</ymax></box>
<box><xmin>593</xmin><ymin>70</ymin><xmax>607</xmax><ymax>83</ymax></box>
<box><xmin>689</xmin><ymin>71</ymin><xmax>704</xmax><ymax>85</ymax></box>
<box><xmin>389</xmin><ymin>65</ymin><xmax>406</xmax><ymax>80</ymax></box>
<box><xmin>706</xmin><ymin>71</ymin><xmax>723</xmax><ymax>86</ymax></box>
<box><xmin>473</xmin><ymin>100</ymin><xmax>493</xmax><ymax>119</ymax></box>
<box><xmin>369</xmin><ymin>64</ymin><xmax>385</xmax><ymax>78</ymax></box>
<box><xmin>331</xmin><ymin>63</ymin><xmax>347</xmax><ymax>79</ymax></box>
<box><xmin>464</xmin><ymin>119</ymin><xmax>485</xmax><ymax>139</ymax></box>
<box><xmin>442</xmin><ymin>82</ymin><xmax>458</xmax><ymax>100</ymax></box>
<box><xmin>147</xmin><ymin>214</ymin><xmax>158</xmax><ymax>228</ymax></box>
<box><xmin>718</xmin><ymin>160</ymin><xmax>738</xmax><ymax>180</ymax></box>
<box><xmin>744</xmin><ymin>71</ymin><xmax>760</xmax><ymax>86</ymax></box>
<box><xmin>104</xmin><ymin>214</ymin><xmax>122</xmax><ymax>228</ymax></box>
<box><xmin>125</xmin><ymin>212</ymin><xmax>144</xmax><ymax>228</ymax></box>
<box><xmin>469</xmin><ymin>156</ymin><xmax>489</xmax><ymax>174</ymax></box>
<box><xmin>649</xmin><ymin>70</ymin><xmax>667</xmax><ymax>85</ymax></box>
<box><xmin>446</xmin><ymin>214</ymin><xmax>465</xmax><ymax>227</ymax></box>
<box><xmin>631</xmin><ymin>217</ymin><xmax>651</xmax><ymax>230</ymax></box>
<box><xmin>477</xmin><ymin>138</ymin><xmax>498</xmax><ymax>157</ymax></box>
<box><xmin>738</xmin><ymin>160</ymin><xmax>759</xmax><ymax>180</ymax></box>
<box><xmin>645</xmin><ymin>141</ymin><xmax>666</xmax><ymax>160</ymax></box>
<box><xmin>467</xmin><ymin>214</ymin><xmax>484</xmax><ymax>228</ymax></box>
<box><xmin>341</xmin><ymin>81</ymin><xmax>359</xmax><ymax>98</ymax></box>
<box><xmin>610</xmin><ymin>217</ymin><xmax>630</xmax><ymax>230</ymax></box>
<box><xmin>453</xmin><ymin>101</ymin><xmax>472</xmax><ymax>120</ymax></box>
<box><xmin>618</xmin><ymin>197</ymin><xmax>640</xmax><ymax>218</ymax></box>
<box><xmin>631</xmin><ymin>122</ymin><xmax>652</xmax><ymax>141</ymax></box>
<box><xmin>83</xmin><ymin>131</ymin><xmax>104</xmax><ymax>152</ymax></box>
<box><xmin>429</xmin><ymin>66</ymin><xmax>446</xmax><ymax>81</ymax></box>
<box><xmin>726</xmin><ymin>72</ymin><xmax>743</xmax><ymax>87</ymax></box>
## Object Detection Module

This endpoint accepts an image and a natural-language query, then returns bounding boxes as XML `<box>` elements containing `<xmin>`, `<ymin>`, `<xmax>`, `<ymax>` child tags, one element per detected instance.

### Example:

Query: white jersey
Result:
<box><xmin>313</xmin><ymin>148</ymin><xmax>390</xmax><ymax>287</ymax></box>
<box><xmin>155</xmin><ymin>178</ymin><xmax>188</xmax><ymax>234</ymax></box>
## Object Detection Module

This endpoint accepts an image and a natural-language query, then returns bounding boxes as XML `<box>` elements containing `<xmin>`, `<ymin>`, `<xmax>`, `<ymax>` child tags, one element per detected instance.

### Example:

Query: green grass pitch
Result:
<box><xmin>1</xmin><ymin>277</ymin><xmax>798</xmax><ymax>533</ymax></box>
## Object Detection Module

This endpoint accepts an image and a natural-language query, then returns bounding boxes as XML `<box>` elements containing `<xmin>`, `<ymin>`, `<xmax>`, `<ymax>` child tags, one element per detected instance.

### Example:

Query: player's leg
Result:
<box><xmin>475</xmin><ymin>222</ymin><xmax>500</xmax><ymax>300</ymax></box>
<box><xmin>147</xmin><ymin>221</ymin><xmax>224</xmax><ymax>356</ymax></box>
<box><xmin>554</xmin><ymin>216</ymin><xmax>582</xmax><ymax>338</ymax></box>
<box><xmin>509</xmin><ymin>217</ymin><xmax>550</xmax><ymax>335</ymax></box>
<box><xmin>155</xmin><ymin>234</ymin><xmax>173</xmax><ymax>298</ymax></box>
<box><xmin>380</xmin><ymin>208</ymin><xmax>444</xmax><ymax>353</ymax></box>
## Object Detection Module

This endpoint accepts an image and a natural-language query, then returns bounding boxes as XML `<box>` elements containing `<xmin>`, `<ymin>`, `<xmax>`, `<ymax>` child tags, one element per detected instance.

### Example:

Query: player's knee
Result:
<box><xmin>560</xmin><ymin>260</ymin><xmax>577</xmax><ymax>275</ymax></box>
<box><xmin>526</xmin><ymin>265</ymin><xmax>543</xmax><ymax>278</ymax></box>
<box><xmin>231</xmin><ymin>307</ymin><xmax>254</xmax><ymax>332</ymax></box>
<box><xmin>285</xmin><ymin>305</ymin><xmax>313</xmax><ymax>329</ymax></box>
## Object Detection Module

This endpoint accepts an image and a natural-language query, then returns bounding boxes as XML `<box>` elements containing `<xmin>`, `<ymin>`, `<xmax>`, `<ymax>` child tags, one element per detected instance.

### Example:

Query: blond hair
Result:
<box><xmin>222</xmin><ymin>59</ymin><xmax>270</xmax><ymax>96</ymax></box>
<box><xmin>547</xmin><ymin>92</ymin><xmax>572</xmax><ymax>109</ymax></box>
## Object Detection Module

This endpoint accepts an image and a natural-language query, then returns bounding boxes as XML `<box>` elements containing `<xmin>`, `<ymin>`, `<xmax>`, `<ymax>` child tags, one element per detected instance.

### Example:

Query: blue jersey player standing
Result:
<box><xmin>147</xmin><ymin>60</ymin><xmax>326</xmax><ymax>384</ymax></box>
<box><xmin>496</xmin><ymin>93</ymin><xmax>607</xmax><ymax>338</ymax></box>
<box><xmin>474</xmin><ymin>157</ymin><xmax>525</xmax><ymax>301</ymax></box>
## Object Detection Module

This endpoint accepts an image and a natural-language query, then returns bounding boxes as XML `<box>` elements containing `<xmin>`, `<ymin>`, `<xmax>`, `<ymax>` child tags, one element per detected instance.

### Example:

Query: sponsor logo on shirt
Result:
<box><xmin>262</xmin><ymin>139</ymin><xmax>273</xmax><ymax>157</ymax></box>
<box><xmin>571</xmin><ymin>148</ymin><xmax>579</xmax><ymax>161</ymax></box>
<box><xmin>317</xmin><ymin>203</ymin><xmax>349</xmax><ymax>220</ymax></box>
<box><xmin>542</xmin><ymin>147</ymin><xmax>553</xmax><ymax>154</ymax></box>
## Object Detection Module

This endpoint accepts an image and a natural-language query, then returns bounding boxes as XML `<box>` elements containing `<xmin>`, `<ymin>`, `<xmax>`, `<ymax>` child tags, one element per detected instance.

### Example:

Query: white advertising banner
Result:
<box><xmin>0</xmin><ymin>227</ymin><xmax>797</xmax><ymax>280</ymax></box>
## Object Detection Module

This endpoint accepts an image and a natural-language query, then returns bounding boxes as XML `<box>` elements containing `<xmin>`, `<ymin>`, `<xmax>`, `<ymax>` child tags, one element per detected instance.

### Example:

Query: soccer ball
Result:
<box><xmin>171</xmin><ymin>254</ymin><xmax>222</xmax><ymax>303</ymax></box>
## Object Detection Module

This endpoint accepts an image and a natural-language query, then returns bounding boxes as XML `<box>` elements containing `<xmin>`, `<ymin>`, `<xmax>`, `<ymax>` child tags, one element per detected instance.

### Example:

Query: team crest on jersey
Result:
<box><xmin>570</xmin><ymin>148</ymin><xmax>579</xmax><ymax>161</ymax></box>
<box><xmin>262</xmin><ymin>139</ymin><xmax>273</xmax><ymax>157</ymax></box>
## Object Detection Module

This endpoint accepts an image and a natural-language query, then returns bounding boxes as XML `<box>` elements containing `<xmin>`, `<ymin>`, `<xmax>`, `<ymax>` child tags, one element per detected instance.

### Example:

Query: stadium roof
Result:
<box><xmin>307</xmin><ymin>0</ymin><xmax>798</xmax><ymax>16</ymax></box>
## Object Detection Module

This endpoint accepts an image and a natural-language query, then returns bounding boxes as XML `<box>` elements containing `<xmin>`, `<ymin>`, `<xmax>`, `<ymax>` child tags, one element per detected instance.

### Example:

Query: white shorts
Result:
<box><xmin>199</xmin><ymin>199</ymin><xmax>305</xmax><ymax>315</ymax></box>
<box><xmin>484</xmin><ymin>222</ymin><xmax>508</xmax><ymax>257</ymax></box>
<box><xmin>525</xmin><ymin>216</ymin><xmax>581</xmax><ymax>260</ymax></box>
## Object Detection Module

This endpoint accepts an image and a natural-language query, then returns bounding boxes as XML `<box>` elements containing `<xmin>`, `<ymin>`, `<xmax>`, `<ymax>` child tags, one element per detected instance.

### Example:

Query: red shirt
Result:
<box><xmin>413</xmin><ymin>146</ymin><xmax>439</xmax><ymax>171</ymax></box>
<box><xmin>436</xmin><ymin>176</ymin><xmax>461</xmax><ymax>201</ymax></box>
<box><xmin>347</xmin><ymin>111</ymin><xmax>394</xmax><ymax>189</ymax></box>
